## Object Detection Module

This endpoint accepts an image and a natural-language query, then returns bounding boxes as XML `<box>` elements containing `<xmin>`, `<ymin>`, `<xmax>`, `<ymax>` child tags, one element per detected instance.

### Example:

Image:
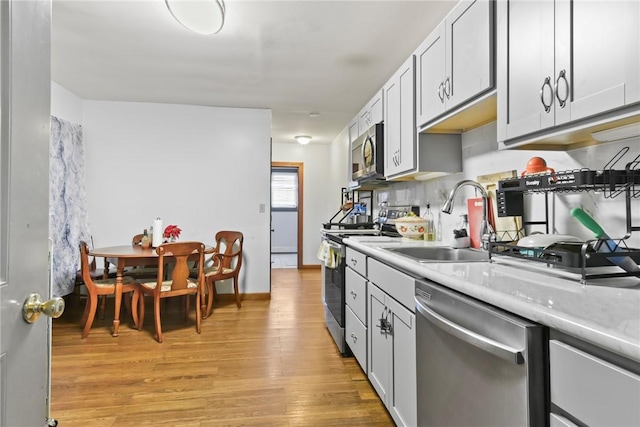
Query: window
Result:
<box><xmin>271</xmin><ymin>168</ymin><xmax>298</xmax><ymax>210</ymax></box>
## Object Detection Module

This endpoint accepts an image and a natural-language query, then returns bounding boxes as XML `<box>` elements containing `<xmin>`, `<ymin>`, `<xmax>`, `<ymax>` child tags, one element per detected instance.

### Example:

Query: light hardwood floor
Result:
<box><xmin>51</xmin><ymin>269</ymin><xmax>394</xmax><ymax>426</ymax></box>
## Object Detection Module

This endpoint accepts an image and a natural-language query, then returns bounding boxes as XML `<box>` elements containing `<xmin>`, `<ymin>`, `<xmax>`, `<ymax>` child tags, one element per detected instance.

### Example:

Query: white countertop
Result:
<box><xmin>344</xmin><ymin>236</ymin><xmax>640</xmax><ymax>362</ymax></box>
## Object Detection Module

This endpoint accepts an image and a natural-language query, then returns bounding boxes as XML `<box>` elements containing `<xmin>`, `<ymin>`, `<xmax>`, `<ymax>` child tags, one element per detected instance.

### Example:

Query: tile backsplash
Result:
<box><xmin>375</xmin><ymin>121</ymin><xmax>640</xmax><ymax>248</ymax></box>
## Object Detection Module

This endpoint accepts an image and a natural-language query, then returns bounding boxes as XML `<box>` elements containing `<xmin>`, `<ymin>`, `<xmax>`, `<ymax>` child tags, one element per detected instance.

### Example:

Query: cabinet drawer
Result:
<box><xmin>368</xmin><ymin>258</ymin><xmax>415</xmax><ymax>312</ymax></box>
<box><xmin>345</xmin><ymin>247</ymin><xmax>367</xmax><ymax>277</ymax></box>
<box><xmin>346</xmin><ymin>306</ymin><xmax>367</xmax><ymax>373</ymax></box>
<box><xmin>550</xmin><ymin>340</ymin><xmax>640</xmax><ymax>426</ymax></box>
<box><xmin>345</xmin><ymin>267</ymin><xmax>367</xmax><ymax>325</ymax></box>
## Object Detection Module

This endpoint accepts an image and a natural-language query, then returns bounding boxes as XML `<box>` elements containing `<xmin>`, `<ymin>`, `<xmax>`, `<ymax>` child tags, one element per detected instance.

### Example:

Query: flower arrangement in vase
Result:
<box><xmin>163</xmin><ymin>224</ymin><xmax>182</xmax><ymax>243</ymax></box>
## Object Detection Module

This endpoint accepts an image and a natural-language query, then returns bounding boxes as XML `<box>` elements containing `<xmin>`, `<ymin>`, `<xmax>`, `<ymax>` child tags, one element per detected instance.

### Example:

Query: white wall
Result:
<box><xmin>272</xmin><ymin>141</ymin><xmax>336</xmax><ymax>266</ymax></box>
<box><xmin>81</xmin><ymin>100</ymin><xmax>272</xmax><ymax>295</ymax></box>
<box><xmin>51</xmin><ymin>81</ymin><xmax>83</xmax><ymax>124</ymax></box>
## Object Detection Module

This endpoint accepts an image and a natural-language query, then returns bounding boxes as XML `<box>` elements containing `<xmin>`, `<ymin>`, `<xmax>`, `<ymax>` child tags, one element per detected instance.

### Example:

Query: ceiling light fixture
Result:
<box><xmin>295</xmin><ymin>135</ymin><xmax>312</xmax><ymax>145</ymax></box>
<box><xmin>165</xmin><ymin>0</ymin><xmax>226</xmax><ymax>35</ymax></box>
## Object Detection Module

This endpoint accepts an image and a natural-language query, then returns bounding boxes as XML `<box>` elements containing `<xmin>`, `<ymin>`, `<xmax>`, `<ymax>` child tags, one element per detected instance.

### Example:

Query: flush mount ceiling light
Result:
<box><xmin>295</xmin><ymin>135</ymin><xmax>312</xmax><ymax>145</ymax></box>
<box><xmin>165</xmin><ymin>0</ymin><xmax>226</xmax><ymax>35</ymax></box>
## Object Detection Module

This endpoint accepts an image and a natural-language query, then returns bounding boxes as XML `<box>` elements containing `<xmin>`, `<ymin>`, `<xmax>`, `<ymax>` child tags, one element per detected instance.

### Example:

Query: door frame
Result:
<box><xmin>271</xmin><ymin>161</ymin><xmax>304</xmax><ymax>269</ymax></box>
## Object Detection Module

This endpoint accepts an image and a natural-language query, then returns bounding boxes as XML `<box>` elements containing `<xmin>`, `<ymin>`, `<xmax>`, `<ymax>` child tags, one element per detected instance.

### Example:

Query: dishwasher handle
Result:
<box><xmin>416</xmin><ymin>297</ymin><xmax>525</xmax><ymax>365</ymax></box>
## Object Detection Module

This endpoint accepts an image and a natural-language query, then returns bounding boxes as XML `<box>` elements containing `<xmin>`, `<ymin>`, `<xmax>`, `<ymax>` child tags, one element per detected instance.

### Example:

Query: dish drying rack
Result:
<box><xmin>490</xmin><ymin>147</ymin><xmax>640</xmax><ymax>284</ymax></box>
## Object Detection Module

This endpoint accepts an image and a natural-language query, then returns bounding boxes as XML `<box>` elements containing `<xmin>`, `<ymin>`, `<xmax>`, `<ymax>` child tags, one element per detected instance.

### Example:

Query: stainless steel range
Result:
<box><xmin>320</xmin><ymin>204</ymin><xmax>419</xmax><ymax>355</ymax></box>
<box><xmin>320</xmin><ymin>227</ymin><xmax>379</xmax><ymax>355</ymax></box>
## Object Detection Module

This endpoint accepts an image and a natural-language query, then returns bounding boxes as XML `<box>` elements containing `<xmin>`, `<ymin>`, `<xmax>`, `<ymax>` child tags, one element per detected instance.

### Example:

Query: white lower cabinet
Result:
<box><xmin>549</xmin><ymin>339</ymin><xmax>640</xmax><ymax>426</ymax></box>
<box><xmin>368</xmin><ymin>282</ymin><xmax>416</xmax><ymax>427</ymax></box>
<box><xmin>345</xmin><ymin>264</ymin><xmax>368</xmax><ymax>372</ymax></box>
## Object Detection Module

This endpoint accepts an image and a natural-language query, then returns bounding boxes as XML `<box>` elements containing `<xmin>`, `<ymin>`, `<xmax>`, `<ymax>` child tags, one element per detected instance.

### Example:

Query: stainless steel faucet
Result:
<box><xmin>442</xmin><ymin>179</ymin><xmax>495</xmax><ymax>248</ymax></box>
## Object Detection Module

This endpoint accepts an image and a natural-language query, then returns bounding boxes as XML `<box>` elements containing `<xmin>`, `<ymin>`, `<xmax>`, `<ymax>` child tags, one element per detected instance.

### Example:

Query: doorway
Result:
<box><xmin>271</xmin><ymin>162</ymin><xmax>303</xmax><ymax>269</ymax></box>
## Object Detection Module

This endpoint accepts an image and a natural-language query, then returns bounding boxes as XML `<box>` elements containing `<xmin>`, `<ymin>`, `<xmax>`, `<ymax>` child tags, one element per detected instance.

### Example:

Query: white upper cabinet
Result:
<box><xmin>498</xmin><ymin>0</ymin><xmax>640</xmax><ymax>146</ymax></box>
<box><xmin>416</xmin><ymin>0</ymin><xmax>494</xmax><ymax>129</ymax></box>
<box><xmin>384</xmin><ymin>56</ymin><xmax>416</xmax><ymax>179</ymax></box>
<box><xmin>358</xmin><ymin>90</ymin><xmax>384</xmax><ymax>135</ymax></box>
<box><xmin>348</xmin><ymin>116</ymin><xmax>359</xmax><ymax>145</ymax></box>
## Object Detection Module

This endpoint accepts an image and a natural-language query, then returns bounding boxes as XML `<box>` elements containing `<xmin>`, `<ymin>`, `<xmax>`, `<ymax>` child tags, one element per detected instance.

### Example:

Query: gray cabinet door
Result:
<box><xmin>384</xmin><ymin>55</ymin><xmax>416</xmax><ymax>179</ymax></box>
<box><xmin>446</xmin><ymin>0</ymin><xmax>493</xmax><ymax>111</ymax></box>
<box><xmin>416</xmin><ymin>0</ymin><xmax>493</xmax><ymax>129</ymax></box>
<box><xmin>556</xmin><ymin>0</ymin><xmax>640</xmax><ymax>124</ymax></box>
<box><xmin>416</xmin><ymin>24</ymin><xmax>446</xmax><ymax>126</ymax></box>
<box><xmin>500</xmin><ymin>0</ymin><xmax>555</xmax><ymax>140</ymax></box>
<box><xmin>387</xmin><ymin>295</ymin><xmax>417</xmax><ymax>427</ymax></box>
<box><xmin>499</xmin><ymin>0</ymin><xmax>640</xmax><ymax>142</ymax></box>
<box><xmin>367</xmin><ymin>283</ymin><xmax>390</xmax><ymax>404</ymax></box>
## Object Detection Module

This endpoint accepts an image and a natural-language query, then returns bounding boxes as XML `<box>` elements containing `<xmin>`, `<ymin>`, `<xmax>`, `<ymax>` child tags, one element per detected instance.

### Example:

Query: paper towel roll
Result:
<box><xmin>152</xmin><ymin>218</ymin><xmax>163</xmax><ymax>247</ymax></box>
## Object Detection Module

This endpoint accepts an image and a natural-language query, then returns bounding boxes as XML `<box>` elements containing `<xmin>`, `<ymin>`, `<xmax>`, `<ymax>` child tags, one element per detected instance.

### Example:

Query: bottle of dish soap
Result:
<box><xmin>423</xmin><ymin>201</ymin><xmax>435</xmax><ymax>241</ymax></box>
<box><xmin>141</xmin><ymin>228</ymin><xmax>152</xmax><ymax>249</ymax></box>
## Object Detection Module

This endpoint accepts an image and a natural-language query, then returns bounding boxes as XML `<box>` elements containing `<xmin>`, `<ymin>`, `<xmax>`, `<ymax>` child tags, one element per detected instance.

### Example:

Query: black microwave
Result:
<box><xmin>351</xmin><ymin>122</ymin><xmax>384</xmax><ymax>183</ymax></box>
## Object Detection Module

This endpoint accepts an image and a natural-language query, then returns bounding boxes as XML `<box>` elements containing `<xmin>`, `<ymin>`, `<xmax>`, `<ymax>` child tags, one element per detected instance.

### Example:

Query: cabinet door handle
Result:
<box><xmin>540</xmin><ymin>76</ymin><xmax>553</xmax><ymax>113</ymax></box>
<box><xmin>555</xmin><ymin>69</ymin><xmax>569</xmax><ymax>108</ymax></box>
<box><xmin>350</xmin><ymin>290</ymin><xmax>357</xmax><ymax>299</ymax></box>
<box><xmin>437</xmin><ymin>82</ymin><xmax>445</xmax><ymax>102</ymax></box>
<box><xmin>444</xmin><ymin>77</ymin><xmax>451</xmax><ymax>99</ymax></box>
<box><xmin>350</xmin><ymin>333</ymin><xmax>358</xmax><ymax>343</ymax></box>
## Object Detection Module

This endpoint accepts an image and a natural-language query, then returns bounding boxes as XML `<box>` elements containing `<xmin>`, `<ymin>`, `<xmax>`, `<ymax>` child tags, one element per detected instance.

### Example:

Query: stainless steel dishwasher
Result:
<box><xmin>415</xmin><ymin>279</ymin><xmax>548</xmax><ymax>427</ymax></box>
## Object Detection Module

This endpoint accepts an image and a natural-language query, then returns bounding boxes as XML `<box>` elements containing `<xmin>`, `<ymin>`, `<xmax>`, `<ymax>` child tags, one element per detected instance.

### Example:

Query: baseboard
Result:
<box><xmin>300</xmin><ymin>264</ymin><xmax>321</xmax><ymax>270</ymax></box>
<box><xmin>217</xmin><ymin>292</ymin><xmax>271</xmax><ymax>301</ymax></box>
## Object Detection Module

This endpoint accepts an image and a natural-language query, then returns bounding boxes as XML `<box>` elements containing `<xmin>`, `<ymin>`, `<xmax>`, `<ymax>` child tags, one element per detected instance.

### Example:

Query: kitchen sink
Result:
<box><xmin>384</xmin><ymin>246</ymin><xmax>489</xmax><ymax>263</ymax></box>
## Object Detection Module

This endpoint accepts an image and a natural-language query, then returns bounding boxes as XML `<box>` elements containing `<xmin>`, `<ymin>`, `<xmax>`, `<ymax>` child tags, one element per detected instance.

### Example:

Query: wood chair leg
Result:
<box><xmin>200</xmin><ymin>284</ymin><xmax>208</xmax><ymax>318</ymax></box>
<box><xmin>195</xmin><ymin>291</ymin><xmax>201</xmax><ymax>334</ymax></box>
<box><xmin>154</xmin><ymin>297</ymin><xmax>163</xmax><ymax>343</ymax></box>
<box><xmin>80</xmin><ymin>294</ymin><xmax>91</xmax><ymax>328</ymax></box>
<box><xmin>205</xmin><ymin>280</ymin><xmax>215</xmax><ymax>318</ymax></box>
<box><xmin>137</xmin><ymin>293</ymin><xmax>145</xmax><ymax>331</ymax></box>
<box><xmin>98</xmin><ymin>295</ymin><xmax>107</xmax><ymax>319</ymax></box>
<box><xmin>81</xmin><ymin>296</ymin><xmax>98</xmax><ymax>339</ymax></box>
<box><xmin>131</xmin><ymin>290</ymin><xmax>140</xmax><ymax>329</ymax></box>
<box><xmin>233</xmin><ymin>274</ymin><xmax>241</xmax><ymax>308</ymax></box>
<box><xmin>184</xmin><ymin>295</ymin><xmax>190</xmax><ymax>321</ymax></box>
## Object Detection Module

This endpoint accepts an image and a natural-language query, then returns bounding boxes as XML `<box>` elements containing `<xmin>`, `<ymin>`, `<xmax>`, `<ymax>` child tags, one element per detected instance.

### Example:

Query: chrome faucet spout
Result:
<box><xmin>441</xmin><ymin>179</ymin><xmax>495</xmax><ymax>247</ymax></box>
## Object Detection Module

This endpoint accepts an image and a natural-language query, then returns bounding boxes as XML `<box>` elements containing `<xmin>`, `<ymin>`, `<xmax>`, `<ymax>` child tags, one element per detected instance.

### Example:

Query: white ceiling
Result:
<box><xmin>52</xmin><ymin>0</ymin><xmax>457</xmax><ymax>145</ymax></box>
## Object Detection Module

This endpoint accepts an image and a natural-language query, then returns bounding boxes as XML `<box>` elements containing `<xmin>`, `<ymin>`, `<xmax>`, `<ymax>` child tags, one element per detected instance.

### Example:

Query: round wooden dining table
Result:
<box><xmin>89</xmin><ymin>244</ymin><xmax>214</xmax><ymax>336</ymax></box>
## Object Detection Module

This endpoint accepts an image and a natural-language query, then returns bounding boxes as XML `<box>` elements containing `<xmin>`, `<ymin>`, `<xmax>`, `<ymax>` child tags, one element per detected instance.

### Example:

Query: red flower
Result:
<box><xmin>163</xmin><ymin>224</ymin><xmax>181</xmax><ymax>239</ymax></box>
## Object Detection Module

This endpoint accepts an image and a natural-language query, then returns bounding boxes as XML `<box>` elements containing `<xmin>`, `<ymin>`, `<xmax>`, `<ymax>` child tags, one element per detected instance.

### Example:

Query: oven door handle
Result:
<box><xmin>416</xmin><ymin>297</ymin><xmax>525</xmax><ymax>365</ymax></box>
<box><xmin>325</xmin><ymin>241</ymin><xmax>342</xmax><ymax>252</ymax></box>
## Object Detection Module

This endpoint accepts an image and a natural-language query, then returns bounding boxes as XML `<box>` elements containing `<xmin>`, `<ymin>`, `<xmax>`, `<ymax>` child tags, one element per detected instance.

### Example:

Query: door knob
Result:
<box><xmin>22</xmin><ymin>293</ymin><xmax>65</xmax><ymax>324</ymax></box>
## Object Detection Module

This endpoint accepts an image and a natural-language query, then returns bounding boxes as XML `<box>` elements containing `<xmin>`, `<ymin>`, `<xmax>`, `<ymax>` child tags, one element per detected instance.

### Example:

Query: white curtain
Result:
<box><xmin>50</xmin><ymin>116</ymin><xmax>91</xmax><ymax>297</ymax></box>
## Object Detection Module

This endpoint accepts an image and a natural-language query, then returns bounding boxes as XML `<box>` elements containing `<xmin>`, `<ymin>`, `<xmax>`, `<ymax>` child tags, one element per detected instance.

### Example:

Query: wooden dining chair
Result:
<box><xmin>134</xmin><ymin>241</ymin><xmax>205</xmax><ymax>343</ymax></box>
<box><xmin>200</xmin><ymin>231</ymin><xmax>244</xmax><ymax>318</ymax></box>
<box><xmin>79</xmin><ymin>241</ymin><xmax>140</xmax><ymax>338</ymax></box>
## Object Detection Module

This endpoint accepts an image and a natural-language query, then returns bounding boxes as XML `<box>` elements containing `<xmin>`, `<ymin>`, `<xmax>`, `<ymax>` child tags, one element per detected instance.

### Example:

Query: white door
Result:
<box><xmin>0</xmin><ymin>1</ymin><xmax>53</xmax><ymax>426</ymax></box>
